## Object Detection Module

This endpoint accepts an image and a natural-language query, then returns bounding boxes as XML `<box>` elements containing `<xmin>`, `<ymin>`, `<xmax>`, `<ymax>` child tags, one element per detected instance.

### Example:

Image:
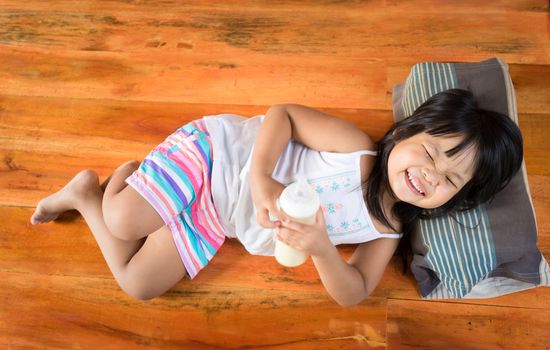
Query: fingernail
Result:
<box><xmin>283</xmin><ymin>216</ymin><xmax>289</xmax><ymax>223</ymax></box>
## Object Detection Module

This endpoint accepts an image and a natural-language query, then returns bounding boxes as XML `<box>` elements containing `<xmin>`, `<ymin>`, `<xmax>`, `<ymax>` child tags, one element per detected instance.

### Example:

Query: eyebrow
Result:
<box><xmin>430</xmin><ymin>143</ymin><xmax>465</xmax><ymax>183</ymax></box>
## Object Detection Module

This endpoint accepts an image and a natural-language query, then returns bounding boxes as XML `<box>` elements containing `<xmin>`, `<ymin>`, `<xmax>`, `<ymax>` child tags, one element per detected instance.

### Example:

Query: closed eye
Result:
<box><xmin>423</xmin><ymin>146</ymin><xmax>456</xmax><ymax>188</ymax></box>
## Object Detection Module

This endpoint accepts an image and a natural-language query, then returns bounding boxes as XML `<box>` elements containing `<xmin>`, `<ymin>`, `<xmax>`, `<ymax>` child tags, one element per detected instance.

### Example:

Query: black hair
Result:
<box><xmin>365</xmin><ymin>88</ymin><xmax>524</xmax><ymax>273</ymax></box>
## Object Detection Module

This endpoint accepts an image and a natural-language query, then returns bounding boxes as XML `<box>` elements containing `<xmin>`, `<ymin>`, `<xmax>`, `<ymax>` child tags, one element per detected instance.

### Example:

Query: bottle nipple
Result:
<box><xmin>279</xmin><ymin>176</ymin><xmax>320</xmax><ymax>220</ymax></box>
<box><xmin>293</xmin><ymin>177</ymin><xmax>313</xmax><ymax>202</ymax></box>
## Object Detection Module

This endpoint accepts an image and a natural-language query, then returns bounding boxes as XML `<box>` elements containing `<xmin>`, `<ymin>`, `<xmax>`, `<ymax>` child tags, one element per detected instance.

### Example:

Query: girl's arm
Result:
<box><xmin>313</xmin><ymin>236</ymin><xmax>400</xmax><ymax>307</ymax></box>
<box><xmin>277</xmin><ymin>210</ymin><xmax>400</xmax><ymax>307</ymax></box>
<box><xmin>250</xmin><ymin>104</ymin><xmax>374</xmax><ymax>178</ymax></box>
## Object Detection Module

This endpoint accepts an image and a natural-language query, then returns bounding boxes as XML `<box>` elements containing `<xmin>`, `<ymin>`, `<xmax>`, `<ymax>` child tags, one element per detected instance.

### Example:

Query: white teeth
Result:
<box><xmin>407</xmin><ymin>171</ymin><xmax>424</xmax><ymax>194</ymax></box>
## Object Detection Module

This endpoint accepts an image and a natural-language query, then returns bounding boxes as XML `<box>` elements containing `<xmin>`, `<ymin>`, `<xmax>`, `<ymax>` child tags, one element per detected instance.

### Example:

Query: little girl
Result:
<box><xmin>30</xmin><ymin>89</ymin><xmax>523</xmax><ymax>307</ymax></box>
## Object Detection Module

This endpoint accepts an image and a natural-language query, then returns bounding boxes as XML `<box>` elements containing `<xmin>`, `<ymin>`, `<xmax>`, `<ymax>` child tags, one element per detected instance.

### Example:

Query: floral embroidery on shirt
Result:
<box><xmin>321</xmin><ymin>202</ymin><xmax>343</xmax><ymax>214</ymax></box>
<box><xmin>310</xmin><ymin>171</ymin><xmax>369</xmax><ymax>236</ymax></box>
<box><xmin>315</xmin><ymin>185</ymin><xmax>324</xmax><ymax>194</ymax></box>
<box><xmin>310</xmin><ymin>171</ymin><xmax>354</xmax><ymax>194</ymax></box>
<box><xmin>327</xmin><ymin>219</ymin><xmax>365</xmax><ymax>235</ymax></box>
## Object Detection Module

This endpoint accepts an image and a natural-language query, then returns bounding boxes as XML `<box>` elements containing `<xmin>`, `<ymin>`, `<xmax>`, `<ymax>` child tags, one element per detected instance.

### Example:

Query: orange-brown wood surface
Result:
<box><xmin>1</xmin><ymin>1</ymin><xmax>549</xmax><ymax>349</ymax></box>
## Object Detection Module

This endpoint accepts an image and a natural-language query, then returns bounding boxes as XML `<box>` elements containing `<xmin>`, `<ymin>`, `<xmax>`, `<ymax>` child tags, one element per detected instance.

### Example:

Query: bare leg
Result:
<box><xmin>31</xmin><ymin>166</ymin><xmax>187</xmax><ymax>300</ymax></box>
<box><xmin>101</xmin><ymin>160</ymin><xmax>165</xmax><ymax>241</ymax></box>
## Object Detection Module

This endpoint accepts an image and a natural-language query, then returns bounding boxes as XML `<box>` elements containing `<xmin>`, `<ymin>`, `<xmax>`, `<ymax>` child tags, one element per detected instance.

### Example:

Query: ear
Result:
<box><xmin>392</xmin><ymin>127</ymin><xmax>403</xmax><ymax>136</ymax></box>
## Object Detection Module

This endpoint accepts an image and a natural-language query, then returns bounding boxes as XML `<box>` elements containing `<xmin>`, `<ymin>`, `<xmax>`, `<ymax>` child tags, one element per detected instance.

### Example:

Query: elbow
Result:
<box><xmin>335</xmin><ymin>291</ymin><xmax>373</xmax><ymax>308</ymax></box>
<box><xmin>334</xmin><ymin>273</ymin><xmax>375</xmax><ymax>307</ymax></box>
<box><xmin>336</xmin><ymin>298</ymin><xmax>364</xmax><ymax>308</ymax></box>
<box><xmin>337</xmin><ymin>300</ymin><xmax>359</xmax><ymax>308</ymax></box>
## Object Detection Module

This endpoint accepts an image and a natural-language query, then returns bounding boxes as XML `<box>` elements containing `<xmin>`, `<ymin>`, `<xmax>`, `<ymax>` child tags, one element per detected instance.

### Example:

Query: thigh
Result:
<box><xmin>123</xmin><ymin>225</ymin><xmax>187</xmax><ymax>300</ymax></box>
<box><xmin>102</xmin><ymin>160</ymin><xmax>165</xmax><ymax>240</ymax></box>
<box><xmin>108</xmin><ymin>184</ymin><xmax>165</xmax><ymax>236</ymax></box>
<box><xmin>104</xmin><ymin>120</ymin><xmax>213</xmax><ymax>242</ymax></box>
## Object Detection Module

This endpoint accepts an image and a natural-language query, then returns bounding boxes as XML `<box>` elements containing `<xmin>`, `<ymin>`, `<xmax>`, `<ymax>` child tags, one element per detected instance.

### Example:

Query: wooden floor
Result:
<box><xmin>1</xmin><ymin>1</ymin><xmax>549</xmax><ymax>349</ymax></box>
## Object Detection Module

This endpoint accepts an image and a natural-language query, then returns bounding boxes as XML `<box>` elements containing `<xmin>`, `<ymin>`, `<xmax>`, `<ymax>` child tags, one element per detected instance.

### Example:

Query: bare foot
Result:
<box><xmin>30</xmin><ymin>170</ymin><xmax>101</xmax><ymax>225</ymax></box>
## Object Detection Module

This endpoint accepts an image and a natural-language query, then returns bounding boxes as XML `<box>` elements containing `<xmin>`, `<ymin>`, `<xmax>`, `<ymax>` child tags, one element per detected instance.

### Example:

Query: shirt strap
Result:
<box><xmin>379</xmin><ymin>232</ymin><xmax>404</xmax><ymax>239</ymax></box>
<box><xmin>351</xmin><ymin>149</ymin><xmax>378</xmax><ymax>157</ymax></box>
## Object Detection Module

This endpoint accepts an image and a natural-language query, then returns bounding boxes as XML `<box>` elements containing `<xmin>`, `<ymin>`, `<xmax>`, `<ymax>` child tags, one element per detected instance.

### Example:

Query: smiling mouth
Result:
<box><xmin>405</xmin><ymin>170</ymin><xmax>425</xmax><ymax>196</ymax></box>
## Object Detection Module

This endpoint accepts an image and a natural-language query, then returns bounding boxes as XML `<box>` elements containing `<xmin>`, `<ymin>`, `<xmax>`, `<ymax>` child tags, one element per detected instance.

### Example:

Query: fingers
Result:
<box><xmin>279</xmin><ymin>208</ymin><xmax>325</xmax><ymax>228</ymax></box>
<box><xmin>260</xmin><ymin>206</ymin><xmax>324</xmax><ymax>230</ymax></box>
<box><xmin>275</xmin><ymin>227</ymin><xmax>296</xmax><ymax>247</ymax></box>
<box><xmin>257</xmin><ymin>208</ymin><xmax>280</xmax><ymax>228</ymax></box>
<box><xmin>316</xmin><ymin>207</ymin><xmax>325</xmax><ymax>224</ymax></box>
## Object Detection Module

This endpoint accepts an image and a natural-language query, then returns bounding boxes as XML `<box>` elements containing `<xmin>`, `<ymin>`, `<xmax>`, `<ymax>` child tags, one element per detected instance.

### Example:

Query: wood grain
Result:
<box><xmin>0</xmin><ymin>1</ymin><xmax>548</xmax><ymax>108</ymax></box>
<box><xmin>0</xmin><ymin>271</ymin><xmax>387</xmax><ymax>349</ymax></box>
<box><xmin>386</xmin><ymin>299</ymin><xmax>550</xmax><ymax>349</ymax></box>
<box><xmin>0</xmin><ymin>0</ymin><xmax>549</xmax><ymax>348</ymax></box>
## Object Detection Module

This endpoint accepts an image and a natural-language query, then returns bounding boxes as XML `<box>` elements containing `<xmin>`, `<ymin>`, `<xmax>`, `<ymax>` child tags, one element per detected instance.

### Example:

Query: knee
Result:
<box><xmin>118</xmin><ymin>274</ymin><xmax>159</xmax><ymax>301</ymax></box>
<box><xmin>124</xmin><ymin>284</ymin><xmax>158</xmax><ymax>301</ymax></box>
<box><xmin>103</xmin><ymin>206</ymin><xmax>135</xmax><ymax>241</ymax></box>
<box><xmin>104</xmin><ymin>160</ymin><xmax>140</xmax><ymax>197</ymax></box>
<box><xmin>118</xmin><ymin>160</ymin><xmax>141</xmax><ymax>173</ymax></box>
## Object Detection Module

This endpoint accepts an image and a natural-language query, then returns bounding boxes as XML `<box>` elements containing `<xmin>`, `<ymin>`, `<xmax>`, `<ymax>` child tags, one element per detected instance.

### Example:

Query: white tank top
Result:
<box><xmin>203</xmin><ymin>114</ymin><xmax>403</xmax><ymax>256</ymax></box>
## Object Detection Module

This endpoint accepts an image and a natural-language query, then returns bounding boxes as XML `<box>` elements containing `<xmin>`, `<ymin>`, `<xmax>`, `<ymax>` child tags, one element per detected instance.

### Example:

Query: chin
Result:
<box><xmin>415</xmin><ymin>202</ymin><xmax>438</xmax><ymax>209</ymax></box>
<box><xmin>398</xmin><ymin>194</ymin><xmax>440</xmax><ymax>209</ymax></box>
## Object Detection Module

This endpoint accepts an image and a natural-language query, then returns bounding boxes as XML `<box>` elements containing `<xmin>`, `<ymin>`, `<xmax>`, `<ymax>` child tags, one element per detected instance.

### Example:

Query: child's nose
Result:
<box><xmin>422</xmin><ymin>167</ymin><xmax>441</xmax><ymax>187</ymax></box>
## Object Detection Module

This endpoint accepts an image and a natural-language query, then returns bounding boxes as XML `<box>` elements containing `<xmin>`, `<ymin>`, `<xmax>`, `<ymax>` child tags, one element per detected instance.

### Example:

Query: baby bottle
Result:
<box><xmin>275</xmin><ymin>177</ymin><xmax>320</xmax><ymax>267</ymax></box>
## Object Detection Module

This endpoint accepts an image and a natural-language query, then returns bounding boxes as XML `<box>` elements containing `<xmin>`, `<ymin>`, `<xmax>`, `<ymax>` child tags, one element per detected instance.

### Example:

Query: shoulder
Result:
<box><xmin>369</xmin><ymin>211</ymin><xmax>402</xmax><ymax>235</ymax></box>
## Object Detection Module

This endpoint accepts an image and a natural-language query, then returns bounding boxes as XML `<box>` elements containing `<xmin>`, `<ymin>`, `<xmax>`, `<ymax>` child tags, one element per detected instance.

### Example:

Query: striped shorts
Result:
<box><xmin>125</xmin><ymin>119</ymin><xmax>226</xmax><ymax>279</ymax></box>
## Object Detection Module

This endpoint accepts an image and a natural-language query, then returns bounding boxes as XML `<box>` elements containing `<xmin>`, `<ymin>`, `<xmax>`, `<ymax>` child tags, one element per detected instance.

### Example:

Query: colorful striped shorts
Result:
<box><xmin>125</xmin><ymin>119</ymin><xmax>226</xmax><ymax>279</ymax></box>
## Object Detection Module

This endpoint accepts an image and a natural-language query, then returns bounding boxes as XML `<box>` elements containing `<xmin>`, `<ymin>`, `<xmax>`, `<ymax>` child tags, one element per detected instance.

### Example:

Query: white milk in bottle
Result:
<box><xmin>275</xmin><ymin>178</ymin><xmax>320</xmax><ymax>267</ymax></box>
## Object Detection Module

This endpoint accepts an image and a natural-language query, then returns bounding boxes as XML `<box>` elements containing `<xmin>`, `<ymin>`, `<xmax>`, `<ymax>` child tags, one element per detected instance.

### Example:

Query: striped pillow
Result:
<box><xmin>392</xmin><ymin>58</ymin><xmax>549</xmax><ymax>298</ymax></box>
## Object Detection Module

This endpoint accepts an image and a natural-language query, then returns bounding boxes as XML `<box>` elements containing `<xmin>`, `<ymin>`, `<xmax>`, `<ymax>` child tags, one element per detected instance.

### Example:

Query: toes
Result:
<box><xmin>30</xmin><ymin>214</ymin><xmax>39</xmax><ymax>225</ymax></box>
<box><xmin>30</xmin><ymin>208</ymin><xmax>53</xmax><ymax>225</ymax></box>
<box><xmin>30</xmin><ymin>201</ymin><xmax>46</xmax><ymax>225</ymax></box>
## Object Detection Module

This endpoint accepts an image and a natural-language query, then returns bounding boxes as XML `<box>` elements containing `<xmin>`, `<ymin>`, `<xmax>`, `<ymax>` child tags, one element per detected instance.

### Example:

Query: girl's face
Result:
<box><xmin>387</xmin><ymin>132</ymin><xmax>476</xmax><ymax>209</ymax></box>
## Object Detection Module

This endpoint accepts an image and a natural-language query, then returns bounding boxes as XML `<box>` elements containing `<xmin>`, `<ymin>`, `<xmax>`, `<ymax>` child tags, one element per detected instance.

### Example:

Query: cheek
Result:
<box><xmin>430</xmin><ymin>188</ymin><xmax>459</xmax><ymax>207</ymax></box>
<box><xmin>388</xmin><ymin>146</ymin><xmax>420</xmax><ymax>175</ymax></box>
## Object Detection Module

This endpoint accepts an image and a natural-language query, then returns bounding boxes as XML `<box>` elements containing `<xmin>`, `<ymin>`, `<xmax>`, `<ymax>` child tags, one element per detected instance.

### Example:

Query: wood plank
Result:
<box><xmin>1</xmin><ymin>0</ymin><xmax>547</xmax><ymax>13</ymax></box>
<box><xmin>0</xmin><ymin>1</ymin><xmax>547</xmax><ymax>108</ymax></box>
<box><xmin>0</xmin><ymin>43</ymin><xmax>389</xmax><ymax>109</ymax></box>
<box><xmin>0</xmin><ymin>45</ymin><xmax>550</xmax><ymax>114</ymax></box>
<box><xmin>0</xmin><ymin>271</ymin><xmax>387</xmax><ymax>349</ymax></box>
<box><xmin>510</xmin><ymin>65</ymin><xmax>550</xmax><ymax>114</ymax></box>
<box><xmin>0</xmin><ymin>43</ymin><xmax>546</xmax><ymax>111</ymax></box>
<box><xmin>2</xmin><ymin>203</ymin><xmax>549</xmax><ymax>310</ymax></box>
<box><xmin>2</xmin><ymin>203</ymin><xmax>547</xmax><ymax>350</ymax></box>
<box><xmin>520</xmin><ymin>113</ymin><xmax>550</xmax><ymax>175</ymax></box>
<box><xmin>386</xmin><ymin>299</ymin><xmax>550</xmax><ymax>349</ymax></box>
<box><xmin>0</xmin><ymin>0</ymin><xmax>547</xmax><ymax>62</ymax></box>
<box><xmin>1</xmin><ymin>94</ymin><xmax>548</xmax><ymax>208</ymax></box>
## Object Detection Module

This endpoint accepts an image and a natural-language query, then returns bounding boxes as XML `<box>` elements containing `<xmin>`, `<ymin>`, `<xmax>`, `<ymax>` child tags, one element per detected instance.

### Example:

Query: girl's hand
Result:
<box><xmin>250</xmin><ymin>174</ymin><xmax>286</xmax><ymax>229</ymax></box>
<box><xmin>275</xmin><ymin>208</ymin><xmax>333</xmax><ymax>257</ymax></box>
